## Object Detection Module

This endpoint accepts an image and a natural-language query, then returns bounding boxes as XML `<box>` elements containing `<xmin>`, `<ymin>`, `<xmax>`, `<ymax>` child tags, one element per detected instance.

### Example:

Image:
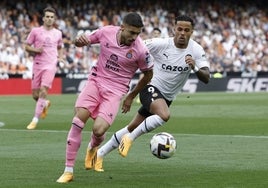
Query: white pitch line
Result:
<box><xmin>0</xmin><ymin>128</ymin><xmax>268</xmax><ymax>139</ymax></box>
<box><xmin>0</xmin><ymin>122</ymin><xmax>5</xmax><ymax>127</ymax></box>
<box><xmin>177</xmin><ymin>133</ymin><xmax>268</xmax><ymax>139</ymax></box>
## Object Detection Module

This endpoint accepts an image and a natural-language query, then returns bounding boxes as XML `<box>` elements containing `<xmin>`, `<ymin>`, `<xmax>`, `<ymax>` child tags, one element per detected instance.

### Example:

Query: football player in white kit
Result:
<box><xmin>90</xmin><ymin>15</ymin><xmax>210</xmax><ymax>172</ymax></box>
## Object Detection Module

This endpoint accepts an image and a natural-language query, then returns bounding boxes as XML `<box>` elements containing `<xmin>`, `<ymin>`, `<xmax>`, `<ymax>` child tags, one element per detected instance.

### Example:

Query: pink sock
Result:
<box><xmin>34</xmin><ymin>98</ymin><xmax>46</xmax><ymax>118</ymax></box>
<box><xmin>65</xmin><ymin>117</ymin><xmax>85</xmax><ymax>167</ymax></box>
<box><xmin>89</xmin><ymin>133</ymin><xmax>105</xmax><ymax>148</ymax></box>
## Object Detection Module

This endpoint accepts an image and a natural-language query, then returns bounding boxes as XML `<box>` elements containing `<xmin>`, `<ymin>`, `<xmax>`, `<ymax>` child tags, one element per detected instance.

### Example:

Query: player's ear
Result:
<box><xmin>120</xmin><ymin>24</ymin><xmax>125</xmax><ymax>31</ymax></box>
<box><xmin>190</xmin><ymin>28</ymin><xmax>194</xmax><ymax>35</ymax></box>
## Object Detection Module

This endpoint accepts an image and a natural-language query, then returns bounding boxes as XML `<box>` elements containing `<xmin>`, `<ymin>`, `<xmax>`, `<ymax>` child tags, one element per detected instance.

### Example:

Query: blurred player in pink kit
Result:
<box><xmin>56</xmin><ymin>12</ymin><xmax>153</xmax><ymax>183</ymax></box>
<box><xmin>25</xmin><ymin>7</ymin><xmax>63</xmax><ymax>130</ymax></box>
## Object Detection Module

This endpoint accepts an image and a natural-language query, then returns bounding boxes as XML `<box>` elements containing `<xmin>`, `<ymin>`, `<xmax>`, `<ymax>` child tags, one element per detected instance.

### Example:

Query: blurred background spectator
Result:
<box><xmin>0</xmin><ymin>0</ymin><xmax>267</xmax><ymax>79</ymax></box>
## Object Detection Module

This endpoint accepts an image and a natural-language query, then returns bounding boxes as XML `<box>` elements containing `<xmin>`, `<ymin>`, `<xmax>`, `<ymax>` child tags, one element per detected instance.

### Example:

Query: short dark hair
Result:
<box><xmin>175</xmin><ymin>15</ymin><xmax>194</xmax><ymax>28</ymax></box>
<box><xmin>123</xmin><ymin>12</ymin><xmax>144</xmax><ymax>28</ymax></box>
<box><xmin>153</xmin><ymin>27</ymin><xmax>161</xmax><ymax>33</ymax></box>
<box><xmin>43</xmin><ymin>7</ymin><xmax>56</xmax><ymax>16</ymax></box>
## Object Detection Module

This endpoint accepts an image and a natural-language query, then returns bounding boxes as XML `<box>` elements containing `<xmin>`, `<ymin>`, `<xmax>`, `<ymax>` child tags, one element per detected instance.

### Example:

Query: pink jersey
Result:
<box><xmin>26</xmin><ymin>26</ymin><xmax>63</xmax><ymax>69</ymax></box>
<box><xmin>87</xmin><ymin>26</ymin><xmax>153</xmax><ymax>94</ymax></box>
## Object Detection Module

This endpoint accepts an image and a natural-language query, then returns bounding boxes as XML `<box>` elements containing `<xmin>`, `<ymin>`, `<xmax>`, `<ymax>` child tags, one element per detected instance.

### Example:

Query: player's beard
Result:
<box><xmin>121</xmin><ymin>35</ymin><xmax>134</xmax><ymax>46</ymax></box>
<box><xmin>125</xmin><ymin>39</ymin><xmax>134</xmax><ymax>46</ymax></box>
<box><xmin>174</xmin><ymin>36</ymin><xmax>187</xmax><ymax>48</ymax></box>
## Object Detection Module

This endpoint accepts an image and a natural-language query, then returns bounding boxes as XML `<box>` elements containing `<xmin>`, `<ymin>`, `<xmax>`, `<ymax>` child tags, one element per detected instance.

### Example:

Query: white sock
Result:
<box><xmin>64</xmin><ymin>166</ymin><xmax>73</xmax><ymax>173</ymax></box>
<box><xmin>32</xmin><ymin>117</ymin><xmax>39</xmax><ymax>123</ymax></box>
<box><xmin>98</xmin><ymin>126</ymin><xmax>129</xmax><ymax>157</ymax></box>
<box><xmin>129</xmin><ymin>115</ymin><xmax>165</xmax><ymax>140</ymax></box>
<box><xmin>45</xmin><ymin>100</ymin><xmax>49</xmax><ymax>107</ymax></box>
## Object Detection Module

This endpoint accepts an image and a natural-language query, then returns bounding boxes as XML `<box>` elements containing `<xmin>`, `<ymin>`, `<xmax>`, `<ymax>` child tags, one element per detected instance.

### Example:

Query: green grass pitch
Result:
<box><xmin>0</xmin><ymin>92</ymin><xmax>268</xmax><ymax>188</ymax></box>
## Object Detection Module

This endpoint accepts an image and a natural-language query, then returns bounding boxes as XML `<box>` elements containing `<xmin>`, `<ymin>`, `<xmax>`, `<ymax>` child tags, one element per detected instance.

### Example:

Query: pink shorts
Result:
<box><xmin>75</xmin><ymin>78</ymin><xmax>123</xmax><ymax>125</ymax></box>
<box><xmin>32</xmin><ymin>67</ymin><xmax>57</xmax><ymax>89</ymax></box>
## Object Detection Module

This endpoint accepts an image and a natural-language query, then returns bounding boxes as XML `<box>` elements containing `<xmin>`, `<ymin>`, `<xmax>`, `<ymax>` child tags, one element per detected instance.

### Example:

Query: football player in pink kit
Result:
<box><xmin>25</xmin><ymin>7</ymin><xmax>63</xmax><ymax>130</ymax></box>
<box><xmin>56</xmin><ymin>12</ymin><xmax>153</xmax><ymax>183</ymax></box>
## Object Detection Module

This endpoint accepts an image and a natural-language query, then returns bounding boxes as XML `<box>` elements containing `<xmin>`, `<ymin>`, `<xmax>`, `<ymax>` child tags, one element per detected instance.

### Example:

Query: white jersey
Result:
<box><xmin>144</xmin><ymin>37</ymin><xmax>210</xmax><ymax>101</ymax></box>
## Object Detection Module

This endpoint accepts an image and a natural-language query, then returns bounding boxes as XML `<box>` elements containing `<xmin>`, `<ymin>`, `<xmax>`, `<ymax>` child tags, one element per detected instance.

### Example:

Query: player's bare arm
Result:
<box><xmin>57</xmin><ymin>46</ymin><xmax>65</xmax><ymax>63</ymax></box>
<box><xmin>25</xmin><ymin>44</ymin><xmax>43</xmax><ymax>55</ymax></box>
<box><xmin>195</xmin><ymin>67</ymin><xmax>210</xmax><ymax>84</ymax></box>
<box><xmin>185</xmin><ymin>55</ymin><xmax>210</xmax><ymax>84</ymax></box>
<box><xmin>121</xmin><ymin>69</ymin><xmax>153</xmax><ymax>113</ymax></box>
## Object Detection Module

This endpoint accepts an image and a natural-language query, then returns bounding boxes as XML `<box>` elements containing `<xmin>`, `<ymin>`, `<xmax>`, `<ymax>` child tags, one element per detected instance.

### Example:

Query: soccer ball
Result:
<box><xmin>150</xmin><ymin>132</ymin><xmax>177</xmax><ymax>159</ymax></box>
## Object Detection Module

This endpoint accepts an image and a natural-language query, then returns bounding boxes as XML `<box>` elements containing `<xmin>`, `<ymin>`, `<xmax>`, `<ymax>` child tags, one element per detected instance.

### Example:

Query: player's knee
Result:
<box><xmin>92</xmin><ymin>123</ymin><xmax>109</xmax><ymax>137</ymax></box>
<box><xmin>39</xmin><ymin>86</ymin><xmax>48</xmax><ymax>98</ymax></box>
<box><xmin>159</xmin><ymin>113</ymin><xmax>170</xmax><ymax>122</ymax></box>
<box><xmin>39</xmin><ymin>90</ymin><xmax>48</xmax><ymax>98</ymax></box>
<box><xmin>92</xmin><ymin>117</ymin><xmax>110</xmax><ymax>136</ymax></box>
<box><xmin>32</xmin><ymin>91</ymin><xmax>39</xmax><ymax>101</ymax></box>
<box><xmin>92</xmin><ymin>127</ymin><xmax>105</xmax><ymax>137</ymax></box>
<box><xmin>33</xmin><ymin>96</ymin><xmax>38</xmax><ymax>101</ymax></box>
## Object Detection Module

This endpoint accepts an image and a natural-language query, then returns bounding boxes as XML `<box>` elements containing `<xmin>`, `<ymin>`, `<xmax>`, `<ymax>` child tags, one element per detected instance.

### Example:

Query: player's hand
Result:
<box><xmin>57</xmin><ymin>57</ymin><xmax>65</xmax><ymax>63</ymax></box>
<box><xmin>74</xmin><ymin>34</ymin><xmax>90</xmax><ymax>47</ymax></box>
<box><xmin>185</xmin><ymin>54</ymin><xmax>195</xmax><ymax>69</ymax></box>
<box><xmin>36</xmin><ymin>47</ymin><xmax>43</xmax><ymax>54</ymax></box>
<box><xmin>121</xmin><ymin>95</ymin><xmax>134</xmax><ymax>113</ymax></box>
<box><xmin>28</xmin><ymin>47</ymin><xmax>43</xmax><ymax>57</ymax></box>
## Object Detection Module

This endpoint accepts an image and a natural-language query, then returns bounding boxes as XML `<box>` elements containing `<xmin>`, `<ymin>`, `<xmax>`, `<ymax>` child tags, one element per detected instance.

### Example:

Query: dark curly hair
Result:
<box><xmin>175</xmin><ymin>15</ymin><xmax>194</xmax><ymax>28</ymax></box>
<box><xmin>123</xmin><ymin>12</ymin><xmax>144</xmax><ymax>27</ymax></box>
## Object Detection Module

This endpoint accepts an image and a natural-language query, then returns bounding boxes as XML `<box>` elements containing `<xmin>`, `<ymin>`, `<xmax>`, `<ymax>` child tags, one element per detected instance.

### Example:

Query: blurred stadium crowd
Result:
<box><xmin>0</xmin><ymin>0</ymin><xmax>267</xmax><ymax>79</ymax></box>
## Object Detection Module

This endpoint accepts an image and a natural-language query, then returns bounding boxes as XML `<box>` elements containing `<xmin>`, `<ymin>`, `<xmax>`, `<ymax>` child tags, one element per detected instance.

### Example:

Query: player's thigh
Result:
<box><xmin>31</xmin><ymin>69</ymin><xmax>42</xmax><ymax>89</ymax></box>
<box><xmin>97</xmin><ymin>91</ymin><xmax>122</xmax><ymax>126</ymax></box>
<box><xmin>150</xmin><ymin>99</ymin><xmax>170</xmax><ymax>121</ymax></box>
<box><xmin>42</xmin><ymin>68</ymin><xmax>57</xmax><ymax>88</ymax></box>
<box><xmin>75</xmin><ymin>79</ymin><xmax>100</xmax><ymax>117</ymax></box>
<box><xmin>140</xmin><ymin>85</ymin><xmax>170</xmax><ymax>120</ymax></box>
<box><xmin>140</xmin><ymin>85</ymin><xmax>166</xmax><ymax>110</ymax></box>
<box><xmin>75</xmin><ymin>107</ymin><xmax>90</xmax><ymax>123</ymax></box>
<box><xmin>92</xmin><ymin>116</ymin><xmax>110</xmax><ymax>136</ymax></box>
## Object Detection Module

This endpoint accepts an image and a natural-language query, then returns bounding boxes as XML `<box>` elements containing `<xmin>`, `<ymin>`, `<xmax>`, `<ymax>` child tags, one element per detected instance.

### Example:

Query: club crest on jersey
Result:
<box><xmin>126</xmin><ymin>50</ymin><xmax>133</xmax><ymax>59</ymax></box>
<box><xmin>145</xmin><ymin>52</ymin><xmax>151</xmax><ymax>64</ymax></box>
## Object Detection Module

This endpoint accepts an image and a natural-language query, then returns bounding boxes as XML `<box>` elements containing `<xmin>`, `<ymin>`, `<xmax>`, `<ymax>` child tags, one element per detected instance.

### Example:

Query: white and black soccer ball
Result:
<box><xmin>150</xmin><ymin>132</ymin><xmax>177</xmax><ymax>159</ymax></box>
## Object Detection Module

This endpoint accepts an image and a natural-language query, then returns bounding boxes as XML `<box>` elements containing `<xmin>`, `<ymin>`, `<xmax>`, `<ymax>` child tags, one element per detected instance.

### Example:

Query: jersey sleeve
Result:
<box><xmin>26</xmin><ymin>28</ymin><xmax>36</xmax><ymax>45</ymax></box>
<box><xmin>87</xmin><ymin>29</ymin><xmax>101</xmax><ymax>44</ymax></box>
<box><xmin>193</xmin><ymin>44</ymin><xmax>210</xmax><ymax>69</ymax></box>
<box><xmin>58</xmin><ymin>30</ymin><xmax>63</xmax><ymax>47</ymax></box>
<box><xmin>137</xmin><ymin>48</ymin><xmax>154</xmax><ymax>72</ymax></box>
<box><xmin>144</xmin><ymin>38</ymin><xmax>165</xmax><ymax>55</ymax></box>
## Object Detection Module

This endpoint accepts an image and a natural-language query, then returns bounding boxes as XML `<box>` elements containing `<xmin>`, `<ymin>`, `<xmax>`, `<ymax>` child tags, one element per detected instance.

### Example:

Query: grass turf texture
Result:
<box><xmin>0</xmin><ymin>92</ymin><xmax>267</xmax><ymax>188</ymax></box>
